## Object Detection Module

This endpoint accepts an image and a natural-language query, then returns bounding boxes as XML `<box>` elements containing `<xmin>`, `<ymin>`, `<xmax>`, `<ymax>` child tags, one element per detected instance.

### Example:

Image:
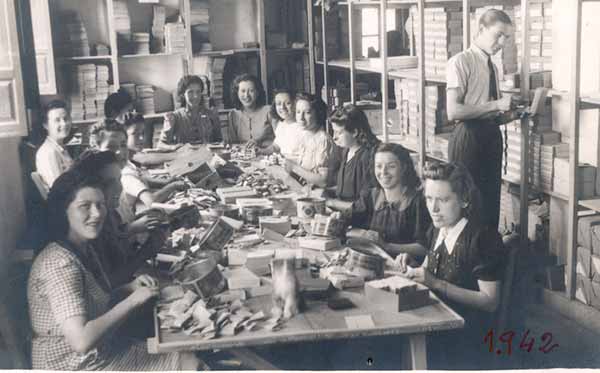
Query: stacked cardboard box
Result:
<box><xmin>531</xmin><ymin>130</ymin><xmax>561</xmax><ymax>190</ymax></box>
<box><xmin>120</xmin><ymin>83</ymin><xmax>137</xmax><ymax>102</ymax></box>
<box><xmin>55</xmin><ymin>11</ymin><xmax>90</xmax><ymax>57</ymax></box>
<box><xmin>136</xmin><ymin>84</ymin><xmax>156</xmax><ymax>115</ymax></box>
<box><xmin>515</xmin><ymin>0</ymin><xmax>553</xmax><ymax>72</ymax></box>
<box><xmin>499</xmin><ymin>183</ymin><xmax>521</xmax><ymax>232</ymax></box>
<box><xmin>553</xmin><ymin>158</ymin><xmax>596</xmax><ymax>198</ymax></box>
<box><xmin>502</xmin><ymin>121</ymin><xmax>534</xmax><ymax>184</ymax></box>
<box><xmin>152</xmin><ymin>6</ymin><xmax>166</xmax><ymax>53</ymax></box>
<box><xmin>113</xmin><ymin>0</ymin><xmax>131</xmax><ymax>55</ymax></box>
<box><xmin>576</xmin><ymin>215</ymin><xmax>600</xmax><ymax>308</ymax></box>
<box><xmin>165</xmin><ymin>21</ymin><xmax>186</xmax><ymax>54</ymax></box>
<box><xmin>69</xmin><ymin>64</ymin><xmax>111</xmax><ymax>120</ymax></box>
<box><xmin>132</xmin><ymin>33</ymin><xmax>150</xmax><ymax>55</ymax></box>
<box><xmin>411</xmin><ymin>7</ymin><xmax>463</xmax><ymax>79</ymax></box>
<box><xmin>210</xmin><ymin>58</ymin><xmax>226</xmax><ymax>110</ymax></box>
<box><xmin>190</xmin><ymin>0</ymin><xmax>210</xmax><ymax>52</ymax></box>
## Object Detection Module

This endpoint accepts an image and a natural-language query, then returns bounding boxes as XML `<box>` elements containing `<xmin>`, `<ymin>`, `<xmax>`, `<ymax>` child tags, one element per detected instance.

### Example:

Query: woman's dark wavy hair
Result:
<box><xmin>43</xmin><ymin>99</ymin><xmax>69</xmax><ymax>124</ymax></box>
<box><xmin>422</xmin><ymin>161</ymin><xmax>482</xmax><ymax>221</ymax></box>
<box><xmin>270</xmin><ymin>89</ymin><xmax>295</xmax><ymax>122</ymax></box>
<box><xmin>104</xmin><ymin>89</ymin><xmax>133</xmax><ymax>119</ymax></box>
<box><xmin>295</xmin><ymin>92</ymin><xmax>328</xmax><ymax>132</ymax></box>
<box><xmin>90</xmin><ymin>118</ymin><xmax>126</xmax><ymax>148</ymax></box>
<box><xmin>375</xmin><ymin>143</ymin><xmax>420</xmax><ymax>192</ymax></box>
<box><xmin>73</xmin><ymin>149</ymin><xmax>120</xmax><ymax>179</ymax></box>
<box><xmin>329</xmin><ymin>104</ymin><xmax>380</xmax><ymax>147</ymax></box>
<box><xmin>177</xmin><ymin>75</ymin><xmax>205</xmax><ymax>108</ymax></box>
<box><xmin>230</xmin><ymin>73</ymin><xmax>266</xmax><ymax>110</ymax></box>
<box><xmin>46</xmin><ymin>169</ymin><xmax>105</xmax><ymax>242</ymax></box>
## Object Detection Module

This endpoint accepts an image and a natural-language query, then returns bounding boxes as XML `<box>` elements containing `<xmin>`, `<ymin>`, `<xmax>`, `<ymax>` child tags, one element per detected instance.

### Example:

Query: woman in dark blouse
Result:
<box><xmin>400</xmin><ymin>162</ymin><xmax>504</xmax><ymax>368</ymax></box>
<box><xmin>344</xmin><ymin>143</ymin><xmax>431</xmax><ymax>258</ymax></box>
<box><xmin>326</xmin><ymin>104</ymin><xmax>381</xmax><ymax>209</ymax></box>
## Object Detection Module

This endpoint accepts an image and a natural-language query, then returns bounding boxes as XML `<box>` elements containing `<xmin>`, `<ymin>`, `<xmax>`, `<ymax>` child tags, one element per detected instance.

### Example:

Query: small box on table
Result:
<box><xmin>365</xmin><ymin>276</ymin><xmax>432</xmax><ymax>312</ymax></box>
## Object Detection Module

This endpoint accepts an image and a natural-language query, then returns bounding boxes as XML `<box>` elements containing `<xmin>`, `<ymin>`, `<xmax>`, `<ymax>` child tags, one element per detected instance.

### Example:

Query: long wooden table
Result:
<box><xmin>148</xmin><ymin>288</ymin><xmax>463</xmax><ymax>369</ymax></box>
<box><xmin>145</xmin><ymin>150</ymin><xmax>464</xmax><ymax>369</ymax></box>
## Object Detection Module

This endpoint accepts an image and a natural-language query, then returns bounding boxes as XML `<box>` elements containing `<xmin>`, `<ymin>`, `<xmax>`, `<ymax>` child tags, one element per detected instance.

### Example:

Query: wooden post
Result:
<box><xmin>381</xmin><ymin>0</ymin><xmax>389</xmax><ymax>141</ymax></box>
<box><xmin>257</xmin><ymin>0</ymin><xmax>268</xmax><ymax>102</ymax></box>
<box><xmin>182</xmin><ymin>0</ymin><xmax>192</xmax><ymax>75</ymax></box>
<box><xmin>417</xmin><ymin>0</ymin><xmax>425</xmax><ymax>171</ymax></box>
<box><xmin>307</xmin><ymin>0</ymin><xmax>316</xmax><ymax>94</ymax></box>
<box><xmin>518</xmin><ymin>0</ymin><xmax>530</xmax><ymax>251</ymax></box>
<box><xmin>348</xmin><ymin>0</ymin><xmax>356</xmax><ymax>104</ymax></box>
<box><xmin>462</xmin><ymin>0</ymin><xmax>470</xmax><ymax>50</ymax></box>
<box><xmin>566</xmin><ymin>0</ymin><xmax>583</xmax><ymax>299</ymax></box>
<box><xmin>106</xmin><ymin>0</ymin><xmax>120</xmax><ymax>88</ymax></box>
<box><xmin>321</xmin><ymin>2</ymin><xmax>329</xmax><ymax>108</ymax></box>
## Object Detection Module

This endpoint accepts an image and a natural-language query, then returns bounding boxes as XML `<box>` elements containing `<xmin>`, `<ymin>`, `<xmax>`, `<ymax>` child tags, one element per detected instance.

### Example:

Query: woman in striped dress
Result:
<box><xmin>27</xmin><ymin>169</ymin><xmax>197</xmax><ymax>370</ymax></box>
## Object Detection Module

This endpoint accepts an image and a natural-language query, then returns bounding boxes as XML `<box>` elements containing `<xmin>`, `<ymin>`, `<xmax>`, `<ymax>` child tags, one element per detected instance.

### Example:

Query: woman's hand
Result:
<box><xmin>129</xmin><ymin>213</ymin><xmax>164</xmax><ymax>233</ymax></box>
<box><xmin>128</xmin><ymin>286</ymin><xmax>159</xmax><ymax>308</ymax></box>
<box><xmin>394</xmin><ymin>253</ymin><xmax>410</xmax><ymax>273</ymax></box>
<box><xmin>245</xmin><ymin>139</ymin><xmax>258</xmax><ymax>149</ymax></box>
<box><xmin>167</xmin><ymin>179</ymin><xmax>188</xmax><ymax>192</ymax></box>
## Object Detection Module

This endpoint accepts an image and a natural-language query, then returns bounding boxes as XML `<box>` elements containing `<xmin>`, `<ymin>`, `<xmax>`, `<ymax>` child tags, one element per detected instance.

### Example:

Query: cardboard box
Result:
<box><xmin>590</xmin><ymin>281</ymin><xmax>600</xmax><ymax>310</ymax></box>
<box><xmin>223</xmin><ymin>267</ymin><xmax>261</xmax><ymax>290</ymax></box>
<box><xmin>576</xmin><ymin>274</ymin><xmax>592</xmax><ymax>305</ymax></box>
<box><xmin>577</xmin><ymin>246</ymin><xmax>592</xmax><ymax>278</ymax></box>
<box><xmin>364</xmin><ymin>277</ymin><xmax>431</xmax><ymax>312</ymax></box>
<box><xmin>545</xmin><ymin>264</ymin><xmax>565</xmax><ymax>291</ymax></box>
<box><xmin>298</xmin><ymin>236</ymin><xmax>342</xmax><ymax>251</ymax></box>
<box><xmin>577</xmin><ymin>215</ymin><xmax>600</xmax><ymax>253</ymax></box>
<box><xmin>591</xmin><ymin>255</ymin><xmax>600</xmax><ymax>284</ymax></box>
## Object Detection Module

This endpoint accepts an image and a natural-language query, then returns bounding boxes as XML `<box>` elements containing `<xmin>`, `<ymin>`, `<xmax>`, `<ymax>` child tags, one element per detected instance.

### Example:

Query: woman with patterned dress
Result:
<box><xmin>27</xmin><ymin>169</ymin><xmax>197</xmax><ymax>370</ymax></box>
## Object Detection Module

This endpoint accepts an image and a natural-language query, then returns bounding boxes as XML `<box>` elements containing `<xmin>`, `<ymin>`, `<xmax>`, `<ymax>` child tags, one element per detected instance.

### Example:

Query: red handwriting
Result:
<box><xmin>484</xmin><ymin>329</ymin><xmax>559</xmax><ymax>355</ymax></box>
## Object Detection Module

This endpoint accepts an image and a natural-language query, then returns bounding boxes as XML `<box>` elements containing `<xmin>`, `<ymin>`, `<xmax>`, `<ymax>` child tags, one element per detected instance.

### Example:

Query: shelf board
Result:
<box><xmin>58</xmin><ymin>55</ymin><xmax>112</xmax><ymax>62</ymax></box>
<box><xmin>581</xmin><ymin>95</ymin><xmax>600</xmax><ymax>109</ymax></box>
<box><xmin>143</xmin><ymin>112</ymin><xmax>167</xmax><ymax>119</ymax></box>
<box><xmin>579</xmin><ymin>198</ymin><xmax>600</xmax><ymax>212</ymax></box>
<box><xmin>72</xmin><ymin>118</ymin><xmax>101</xmax><ymax>125</ymax></box>
<box><xmin>119</xmin><ymin>53</ymin><xmax>183</xmax><ymax>59</ymax></box>
<box><xmin>267</xmin><ymin>47</ymin><xmax>308</xmax><ymax>54</ymax></box>
<box><xmin>193</xmin><ymin>48</ymin><xmax>260</xmax><ymax>57</ymax></box>
<box><xmin>500</xmin><ymin>87</ymin><xmax>568</xmax><ymax>98</ymax></box>
<box><xmin>337</xmin><ymin>0</ymin><xmax>518</xmax><ymax>7</ymax></box>
<box><xmin>316</xmin><ymin>59</ymin><xmax>445</xmax><ymax>83</ymax></box>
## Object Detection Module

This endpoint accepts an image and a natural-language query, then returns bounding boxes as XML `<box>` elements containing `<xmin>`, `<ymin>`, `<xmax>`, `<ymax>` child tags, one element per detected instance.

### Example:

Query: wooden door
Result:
<box><xmin>0</xmin><ymin>0</ymin><xmax>27</xmax><ymax>138</ymax></box>
<box><xmin>31</xmin><ymin>0</ymin><xmax>56</xmax><ymax>95</ymax></box>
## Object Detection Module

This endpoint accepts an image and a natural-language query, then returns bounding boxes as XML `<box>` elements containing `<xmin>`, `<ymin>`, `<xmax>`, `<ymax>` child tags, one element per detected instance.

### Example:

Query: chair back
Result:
<box><xmin>30</xmin><ymin>172</ymin><xmax>48</xmax><ymax>200</ymax></box>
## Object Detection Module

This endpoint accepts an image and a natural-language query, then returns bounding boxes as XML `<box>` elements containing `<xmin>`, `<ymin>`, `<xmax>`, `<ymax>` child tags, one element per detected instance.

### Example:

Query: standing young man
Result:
<box><xmin>446</xmin><ymin>9</ymin><xmax>515</xmax><ymax>231</ymax></box>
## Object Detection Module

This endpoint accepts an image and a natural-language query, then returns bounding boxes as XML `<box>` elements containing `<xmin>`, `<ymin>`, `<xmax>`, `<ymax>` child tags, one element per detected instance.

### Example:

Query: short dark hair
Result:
<box><xmin>375</xmin><ymin>143</ymin><xmax>420</xmax><ymax>192</ymax></box>
<box><xmin>43</xmin><ymin>99</ymin><xmax>69</xmax><ymax>124</ymax></box>
<box><xmin>479</xmin><ymin>9</ymin><xmax>513</xmax><ymax>28</ymax></box>
<box><xmin>270</xmin><ymin>89</ymin><xmax>295</xmax><ymax>122</ymax></box>
<box><xmin>74</xmin><ymin>149</ymin><xmax>120</xmax><ymax>177</ymax></box>
<box><xmin>422</xmin><ymin>161</ymin><xmax>481</xmax><ymax>221</ymax></box>
<box><xmin>329</xmin><ymin>104</ymin><xmax>380</xmax><ymax>147</ymax></box>
<box><xmin>176</xmin><ymin>75</ymin><xmax>205</xmax><ymax>108</ymax></box>
<box><xmin>295</xmin><ymin>92</ymin><xmax>328</xmax><ymax>132</ymax></box>
<box><xmin>47</xmin><ymin>169</ymin><xmax>105</xmax><ymax>242</ymax></box>
<box><xmin>230</xmin><ymin>74</ymin><xmax>266</xmax><ymax>110</ymax></box>
<box><xmin>90</xmin><ymin>118</ymin><xmax>127</xmax><ymax>147</ymax></box>
<box><xmin>104</xmin><ymin>89</ymin><xmax>134</xmax><ymax>119</ymax></box>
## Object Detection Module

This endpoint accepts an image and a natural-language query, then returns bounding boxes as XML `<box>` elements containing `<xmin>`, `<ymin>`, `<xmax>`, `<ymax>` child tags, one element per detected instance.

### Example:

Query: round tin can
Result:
<box><xmin>296</xmin><ymin>197</ymin><xmax>326</xmax><ymax>219</ymax></box>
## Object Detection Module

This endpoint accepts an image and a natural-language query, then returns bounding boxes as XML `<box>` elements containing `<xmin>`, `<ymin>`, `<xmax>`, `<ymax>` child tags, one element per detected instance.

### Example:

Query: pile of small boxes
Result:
<box><xmin>165</xmin><ymin>20</ymin><xmax>187</xmax><ymax>55</ymax></box>
<box><xmin>209</xmin><ymin>58</ymin><xmax>226</xmax><ymax>110</ymax></box>
<box><xmin>152</xmin><ymin>6</ymin><xmax>166</xmax><ymax>53</ymax></box>
<box><xmin>69</xmin><ymin>64</ymin><xmax>111</xmax><ymax>121</ymax></box>
<box><xmin>410</xmin><ymin>7</ymin><xmax>463</xmax><ymax>79</ymax></box>
<box><xmin>575</xmin><ymin>215</ymin><xmax>600</xmax><ymax>308</ymax></box>
<box><xmin>113</xmin><ymin>0</ymin><xmax>131</xmax><ymax>55</ymax></box>
<box><xmin>56</xmin><ymin>11</ymin><xmax>90</xmax><ymax>57</ymax></box>
<box><xmin>515</xmin><ymin>0</ymin><xmax>553</xmax><ymax>73</ymax></box>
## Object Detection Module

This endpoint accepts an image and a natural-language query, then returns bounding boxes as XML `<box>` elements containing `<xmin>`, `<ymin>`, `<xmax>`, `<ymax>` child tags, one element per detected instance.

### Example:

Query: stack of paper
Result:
<box><xmin>136</xmin><ymin>84</ymin><xmax>156</xmax><ymax>114</ymax></box>
<box><xmin>94</xmin><ymin>43</ymin><xmax>110</xmax><ymax>56</ymax></box>
<box><xmin>120</xmin><ymin>83</ymin><xmax>137</xmax><ymax>102</ymax></box>
<box><xmin>56</xmin><ymin>11</ymin><xmax>90</xmax><ymax>57</ymax></box>
<box><xmin>515</xmin><ymin>0</ymin><xmax>553</xmax><ymax>73</ymax></box>
<box><xmin>190</xmin><ymin>0</ymin><xmax>210</xmax><ymax>51</ymax></box>
<box><xmin>223</xmin><ymin>267</ymin><xmax>261</xmax><ymax>290</ymax></box>
<box><xmin>152</xmin><ymin>6</ymin><xmax>166</xmax><ymax>53</ymax></box>
<box><xmin>113</xmin><ymin>0</ymin><xmax>131</xmax><ymax>55</ymax></box>
<box><xmin>531</xmin><ymin>131</ymin><xmax>561</xmax><ymax>191</ymax></box>
<box><xmin>165</xmin><ymin>21</ymin><xmax>186</xmax><ymax>54</ymax></box>
<box><xmin>132</xmin><ymin>32</ymin><xmax>150</xmax><ymax>55</ymax></box>
<box><xmin>210</xmin><ymin>57</ymin><xmax>226</xmax><ymax>109</ymax></box>
<box><xmin>95</xmin><ymin>65</ymin><xmax>111</xmax><ymax>118</ymax></box>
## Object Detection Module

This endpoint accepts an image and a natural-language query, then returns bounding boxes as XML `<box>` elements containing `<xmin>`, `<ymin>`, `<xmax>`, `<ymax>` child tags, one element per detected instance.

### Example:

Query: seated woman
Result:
<box><xmin>158</xmin><ymin>75</ymin><xmax>222</xmax><ymax>150</ymax></box>
<box><xmin>36</xmin><ymin>99</ymin><xmax>74</xmax><ymax>189</ymax></box>
<box><xmin>93</xmin><ymin>118</ymin><xmax>186</xmax><ymax>223</ymax></box>
<box><xmin>105</xmin><ymin>89</ymin><xmax>136</xmax><ymax>124</ymax></box>
<box><xmin>27</xmin><ymin>169</ymin><xmax>196</xmax><ymax>370</ymax></box>
<box><xmin>262</xmin><ymin>89</ymin><xmax>305</xmax><ymax>158</ymax></box>
<box><xmin>399</xmin><ymin>162</ymin><xmax>504</xmax><ymax>368</ymax></box>
<box><xmin>345</xmin><ymin>143</ymin><xmax>431</xmax><ymax>258</ymax></box>
<box><xmin>283</xmin><ymin>92</ymin><xmax>333</xmax><ymax>188</ymax></box>
<box><xmin>228</xmin><ymin>73</ymin><xmax>274</xmax><ymax>148</ymax></box>
<box><xmin>326</xmin><ymin>104</ymin><xmax>381</xmax><ymax>209</ymax></box>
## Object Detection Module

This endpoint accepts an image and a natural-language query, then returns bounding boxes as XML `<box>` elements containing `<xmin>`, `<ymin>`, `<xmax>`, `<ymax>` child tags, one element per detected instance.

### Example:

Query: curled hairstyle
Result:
<box><xmin>422</xmin><ymin>161</ymin><xmax>481</xmax><ymax>221</ymax></box>
<box><xmin>479</xmin><ymin>9</ymin><xmax>512</xmax><ymax>28</ymax></box>
<box><xmin>104</xmin><ymin>89</ymin><xmax>134</xmax><ymax>119</ymax></box>
<box><xmin>43</xmin><ymin>99</ymin><xmax>69</xmax><ymax>124</ymax></box>
<box><xmin>295</xmin><ymin>92</ymin><xmax>328</xmax><ymax>132</ymax></box>
<box><xmin>74</xmin><ymin>149</ymin><xmax>120</xmax><ymax>179</ymax></box>
<box><xmin>230</xmin><ymin>73</ymin><xmax>266</xmax><ymax>110</ymax></box>
<box><xmin>177</xmin><ymin>75</ymin><xmax>205</xmax><ymax>108</ymax></box>
<box><xmin>90</xmin><ymin>118</ymin><xmax>127</xmax><ymax>148</ymax></box>
<box><xmin>375</xmin><ymin>143</ymin><xmax>420</xmax><ymax>191</ymax></box>
<box><xmin>329</xmin><ymin>104</ymin><xmax>380</xmax><ymax>147</ymax></box>
<box><xmin>46</xmin><ymin>169</ymin><xmax>105</xmax><ymax>242</ymax></box>
<box><xmin>270</xmin><ymin>89</ymin><xmax>295</xmax><ymax>122</ymax></box>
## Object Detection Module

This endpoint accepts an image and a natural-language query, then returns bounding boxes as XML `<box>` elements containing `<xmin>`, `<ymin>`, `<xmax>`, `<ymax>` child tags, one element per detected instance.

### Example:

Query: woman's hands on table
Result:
<box><xmin>125</xmin><ymin>275</ymin><xmax>159</xmax><ymax>307</ymax></box>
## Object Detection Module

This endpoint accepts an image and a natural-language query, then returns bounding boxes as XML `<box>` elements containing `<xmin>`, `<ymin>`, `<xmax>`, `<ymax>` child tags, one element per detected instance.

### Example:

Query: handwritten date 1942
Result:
<box><xmin>484</xmin><ymin>329</ymin><xmax>559</xmax><ymax>355</ymax></box>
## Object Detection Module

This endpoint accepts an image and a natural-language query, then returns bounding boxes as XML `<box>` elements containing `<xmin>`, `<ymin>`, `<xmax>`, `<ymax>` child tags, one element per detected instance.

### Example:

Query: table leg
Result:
<box><xmin>402</xmin><ymin>334</ymin><xmax>427</xmax><ymax>370</ymax></box>
<box><xmin>229</xmin><ymin>348</ymin><xmax>280</xmax><ymax>370</ymax></box>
